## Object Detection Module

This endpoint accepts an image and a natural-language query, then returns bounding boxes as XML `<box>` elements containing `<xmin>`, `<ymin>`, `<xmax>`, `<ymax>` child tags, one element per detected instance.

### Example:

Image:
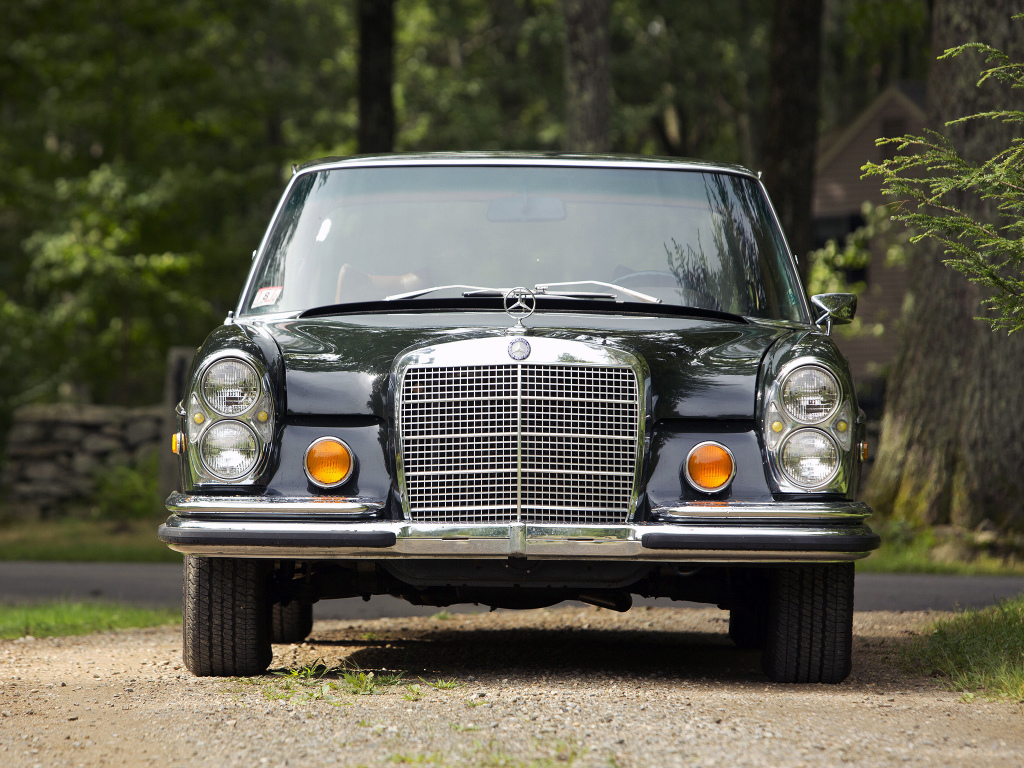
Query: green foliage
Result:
<box><xmin>902</xmin><ymin>595</ymin><xmax>1024</xmax><ymax>701</ymax></box>
<box><xmin>22</xmin><ymin>165</ymin><xmax>213</xmax><ymax>404</ymax></box>
<box><xmin>805</xmin><ymin>203</ymin><xmax>909</xmax><ymax>338</ymax></box>
<box><xmin>92</xmin><ymin>450</ymin><xmax>163</xmax><ymax>521</ymax></box>
<box><xmin>863</xmin><ymin>24</ymin><xmax>1024</xmax><ymax>333</ymax></box>
<box><xmin>251</xmin><ymin>660</ymin><xmax>405</xmax><ymax>702</ymax></box>
<box><xmin>424</xmin><ymin>677</ymin><xmax>461</xmax><ymax>690</ymax></box>
<box><xmin>820</xmin><ymin>0</ymin><xmax>931</xmax><ymax>131</ymax></box>
<box><xmin>0</xmin><ymin>0</ymin><xmax>934</xmax><ymax>430</ymax></box>
<box><xmin>0</xmin><ymin>600</ymin><xmax>178</xmax><ymax>640</ymax></box>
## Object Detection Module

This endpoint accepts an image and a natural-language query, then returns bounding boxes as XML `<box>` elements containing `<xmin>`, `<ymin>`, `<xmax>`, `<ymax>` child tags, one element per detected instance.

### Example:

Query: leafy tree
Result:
<box><xmin>805</xmin><ymin>202</ymin><xmax>908</xmax><ymax>338</ymax></box>
<box><xmin>861</xmin><ymin>2</ymin><xmax>1024</xmax><ymax>532</ymax></box>
<box><xmin>820</xmin><ymin>0</ymin><xmax>932</xmax><ymax>132</ymax></box>
<box><xmin>863</xmin><ymin>34</ymin><xmax>1024</xmax><ymax>333</ymax></box>
<box><xmin>22</xmin><ymin>165</ymin><xmax>212</xmax><ymax>405</ymax></box>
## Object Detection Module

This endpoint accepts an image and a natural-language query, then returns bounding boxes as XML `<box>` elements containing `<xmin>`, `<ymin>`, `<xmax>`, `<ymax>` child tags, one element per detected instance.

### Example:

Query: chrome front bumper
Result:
<box><xmin>160</xmin><ymin>493</ymin><xmax>879</xmax><ymax>563</ymax></box>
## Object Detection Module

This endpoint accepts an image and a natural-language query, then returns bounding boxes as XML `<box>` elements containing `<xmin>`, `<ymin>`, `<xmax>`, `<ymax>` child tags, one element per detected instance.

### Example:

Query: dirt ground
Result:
<box><xmin>1</xmin><ymin>606</ymin><xmax>1022</xmax><ymax>767</ymax></box>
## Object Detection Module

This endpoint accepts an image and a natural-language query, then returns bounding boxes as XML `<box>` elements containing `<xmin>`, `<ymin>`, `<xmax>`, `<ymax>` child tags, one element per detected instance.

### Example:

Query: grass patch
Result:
<box><xmin>903</xmin><ymin>594</ymin><xmax>1024</xmax><ymax>701</ymax></box>
<box><xmin>0</xmin><ymin>600</ymin><xmax>179</xmax><ymax>639</ymax></box>
<box><xmin>0</xmin><ymin>516</ymin><xmax>179</xmax><ymax>562</ymax></box>
<box><xmin>858</xmin><ymin>520</ymin><xmax>1024</xmax><ymax>576</ymax></box>
<box><xmin>242</xmin><ymin>660</ymin><xmax>407</xmax><ymax>704</ymax></box>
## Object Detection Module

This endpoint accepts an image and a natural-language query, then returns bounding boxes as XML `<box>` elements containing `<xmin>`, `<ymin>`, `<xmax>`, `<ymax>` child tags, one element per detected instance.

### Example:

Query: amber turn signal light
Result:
<box><xmin>304</xmin><ymin>437</ymin><xmax>353</xmax><ymax>488</ymax></box>
<box><xmin>685</xmin><ymin>442</ymin><xmax>736</xmax><ymax>493</ymax></box>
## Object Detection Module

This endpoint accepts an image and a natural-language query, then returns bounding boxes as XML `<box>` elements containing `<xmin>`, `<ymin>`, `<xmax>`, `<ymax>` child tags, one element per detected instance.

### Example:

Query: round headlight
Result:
<box><xmin>779</xmin><ymin>429</ymin><xmax>839</xmax><ymax>488</ymax></box>
<box><xmin>202</xmin><ymin>359</ymin><xmax>260</xmax><ymax>416</ymax></box>
<box><xmin>780</xmin><ymin>366</ymin><xmax>840</xmax><ymax>423</ymax></box>
<box><xmin>200</xmin><ymin>421</ymin><xmax>260</xmax><ymax>480</ymax></box>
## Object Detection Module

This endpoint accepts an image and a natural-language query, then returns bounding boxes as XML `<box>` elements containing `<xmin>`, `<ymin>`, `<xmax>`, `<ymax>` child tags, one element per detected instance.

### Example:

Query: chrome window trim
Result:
<box><xmin>683</xmin><ymin>441</ymin><xmax>737</xmax><ymax>494</ymax></box>
<box><xmin>303</xmin><ymin>437</ymin><xmax>355</xmax><ymax>489</ymax></box>
<box><xmin>392</xmin><ymin>336</ymin><xmax>649</xmax><ymax>525</ymax></box>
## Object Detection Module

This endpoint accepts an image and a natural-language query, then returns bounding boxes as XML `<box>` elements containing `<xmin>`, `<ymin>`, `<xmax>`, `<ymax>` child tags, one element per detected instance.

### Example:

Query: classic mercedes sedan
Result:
<box><xmin>159</xmin><ymin>153</ymin><xmax>878</xmax><ymax>683</ymax></box>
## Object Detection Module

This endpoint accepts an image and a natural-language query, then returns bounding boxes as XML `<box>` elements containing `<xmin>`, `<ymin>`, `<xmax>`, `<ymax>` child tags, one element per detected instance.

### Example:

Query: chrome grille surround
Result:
<box><xmin>394</xmin><ymin>337</ymin><xmax>648</xmax><ymax>525</ymax></box>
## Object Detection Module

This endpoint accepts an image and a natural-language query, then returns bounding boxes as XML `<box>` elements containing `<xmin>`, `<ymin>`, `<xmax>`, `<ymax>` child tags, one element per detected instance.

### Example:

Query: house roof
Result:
<box><xmin>816</xmin><ymin>82</ymin><xmax>927</xmax><ymax>174</ymax></box>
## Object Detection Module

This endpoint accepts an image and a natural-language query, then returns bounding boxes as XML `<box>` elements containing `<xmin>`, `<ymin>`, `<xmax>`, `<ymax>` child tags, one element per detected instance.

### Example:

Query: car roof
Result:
<box><xmin>293</xmin><ymin>152</ymin><xmax>758</xmax><ymax>179</ymax></box>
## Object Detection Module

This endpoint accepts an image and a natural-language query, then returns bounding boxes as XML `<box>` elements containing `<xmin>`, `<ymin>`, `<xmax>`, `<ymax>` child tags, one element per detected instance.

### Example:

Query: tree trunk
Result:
<box><xmin>563</xmin><ymin>0</ymin><xmax>610</xmax><ymax>152</ymax></box>
<box><xmin>866</xmin><ymin>0</ymin><xmax>1024</xmax><ymax>532</ymax></box>
<box><xmin>760</xmin><ymin>0</ymin><xmax>824</xmax><ymax>281</ymax></box>
<box><xmin>358</xmin><ymin>0</ymin><xmax>395</xmax><ymax>154</ymax></box>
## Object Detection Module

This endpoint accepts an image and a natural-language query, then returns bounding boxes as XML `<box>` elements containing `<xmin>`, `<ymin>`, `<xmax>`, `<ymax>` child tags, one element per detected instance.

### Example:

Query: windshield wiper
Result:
<box><xmin>463</xmin><ymin>288</ymin><xmax>617</xmax><ymax>301</ymax></box>
<box><xmin>534</xmin><ymin>281</ymin><xmax>662</xmax><ymax>304</ymax></box>
<box><xmin>385</xmin><ymin>280</ymin><xmax>661</xmax><ymax>304</ymax></box>
<box><xmin>384</xmin><ymin>284</ymin><xmax>496</xmax><ymax>301</ymax></box>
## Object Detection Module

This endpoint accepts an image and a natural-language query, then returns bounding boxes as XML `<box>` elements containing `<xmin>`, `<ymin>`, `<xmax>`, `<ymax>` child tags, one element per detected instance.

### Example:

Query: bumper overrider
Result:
<box><xmin>159</xmin><ymin>493</ymin><xmax>879</xmax><ymax>562</ymax></box>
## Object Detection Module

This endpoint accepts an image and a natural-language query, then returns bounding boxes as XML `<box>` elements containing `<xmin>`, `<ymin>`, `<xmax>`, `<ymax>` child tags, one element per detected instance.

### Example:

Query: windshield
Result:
<box><xmin>242</xmin><ymin>164</ymin><xmax>806</xmax><ymax>321</ymax></box>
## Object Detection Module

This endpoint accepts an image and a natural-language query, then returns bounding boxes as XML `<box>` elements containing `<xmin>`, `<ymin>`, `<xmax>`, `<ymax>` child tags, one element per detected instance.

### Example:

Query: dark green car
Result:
<box><xmin>160</xmin><ymin>154</ymin><xmax>877</xmax><ymax>682</ymax></box>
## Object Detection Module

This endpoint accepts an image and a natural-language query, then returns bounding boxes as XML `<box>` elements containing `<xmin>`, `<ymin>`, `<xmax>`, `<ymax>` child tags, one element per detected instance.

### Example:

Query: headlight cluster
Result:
<box><xmin>187</xmin><ymin>357</ymin><xmax>273</xmax><ymax>482</ymax></box>
<box><xmin>765</xmin><ymin>363</ymin><xmax>852</xmax><ymax>491</ymax></box>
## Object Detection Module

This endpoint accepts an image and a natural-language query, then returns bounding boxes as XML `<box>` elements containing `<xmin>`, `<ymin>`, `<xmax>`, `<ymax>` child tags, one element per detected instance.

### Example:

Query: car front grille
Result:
<box><xmin>399</xmin><ymin>363</ymin><xmax>640</xmax><ymax>524</ymax></box>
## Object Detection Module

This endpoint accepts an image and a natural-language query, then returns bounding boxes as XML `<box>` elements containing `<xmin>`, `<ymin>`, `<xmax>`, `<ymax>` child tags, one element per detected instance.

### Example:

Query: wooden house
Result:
<box><xmin>811</xmin><ymin>83</ymin><xmax>926</xmax><ymax>411</ymax></box>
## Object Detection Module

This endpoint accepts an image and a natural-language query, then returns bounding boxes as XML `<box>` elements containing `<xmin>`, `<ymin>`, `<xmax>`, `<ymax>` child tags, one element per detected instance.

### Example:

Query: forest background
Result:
<box><xmin>11</xmin><ymin>0</ymin><xmax>1012</xmax><ymax>545</ymax></box>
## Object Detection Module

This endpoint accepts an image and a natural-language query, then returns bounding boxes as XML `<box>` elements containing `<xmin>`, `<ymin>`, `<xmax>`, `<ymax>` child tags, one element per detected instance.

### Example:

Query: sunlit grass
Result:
<box><xmin>858</xmin><ymin>520</ymin><xmax>1024</xmax><ymax>576</ymax></box>
<box><xmin>902</xmin><ymin>594</ymin><xmax>1024</xmax><ymax>701</ymax></box>
<box><xmin>0</xmin><ymin>600</ymin><xmax>179</xmax><ymax>639</ymax></box>
<box><xmin>0</xmin><ymin>516</ymin><xmax>179</xmax><ymax>562</ymax></box>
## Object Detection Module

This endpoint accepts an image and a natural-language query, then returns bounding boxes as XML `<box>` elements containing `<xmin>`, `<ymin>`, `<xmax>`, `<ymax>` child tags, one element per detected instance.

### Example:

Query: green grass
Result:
<box><xmin>0</xmin><ymin>600</ymin><xmax>179</xmax><ymax>639</ymax></box>
<box><xmin>902</xmin><ymin>594</ymin><xmax>1024</xmax><ymax>701</ymax></box>
<box><xmin>0</xmin><ymin>517</ymin><xmax>179</xmax><ymax>562</ymax></box>
<box><xmin>857</xmin><ymin>520</ymin><xmax>1024</xmax><ymax>576</ymax></box>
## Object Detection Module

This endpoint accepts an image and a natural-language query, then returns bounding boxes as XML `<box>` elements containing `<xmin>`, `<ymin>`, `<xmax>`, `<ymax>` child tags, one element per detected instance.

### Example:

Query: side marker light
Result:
<box><xmin>304</xmin><ymin>437</ymin><xmax>354</xmax><ymax>488</ymax></box>
<box><xmin>685</xmin><ymin>442</ymin><xmax>736</xmax><ymax>493</ymax></box>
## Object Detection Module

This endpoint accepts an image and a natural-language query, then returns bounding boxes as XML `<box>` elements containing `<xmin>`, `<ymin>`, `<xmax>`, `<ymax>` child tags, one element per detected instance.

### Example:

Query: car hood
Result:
<box><xmin>258</xmin><ymin>313</ymin><xmax>792</xmax><ymax>420</ymax></box>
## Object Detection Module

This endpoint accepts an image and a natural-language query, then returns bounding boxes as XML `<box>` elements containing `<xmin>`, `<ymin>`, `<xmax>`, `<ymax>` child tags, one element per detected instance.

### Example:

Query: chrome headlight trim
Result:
<box><xmin>186</xmin><ymin>350</ymin><xmax>275</xmax><ymax>486</ymax></box>
<box><xmin>763</xmin><ymin>357</ymin><xmax>855</xmax><ymax>495</ymax></box>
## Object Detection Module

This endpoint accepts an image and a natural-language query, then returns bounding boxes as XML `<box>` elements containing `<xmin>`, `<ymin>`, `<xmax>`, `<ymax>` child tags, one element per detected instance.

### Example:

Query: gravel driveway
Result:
<box><xmin>2</xmin><ymin>606</ymin><xmax>1022</xmax><ymax>767</ymax></box>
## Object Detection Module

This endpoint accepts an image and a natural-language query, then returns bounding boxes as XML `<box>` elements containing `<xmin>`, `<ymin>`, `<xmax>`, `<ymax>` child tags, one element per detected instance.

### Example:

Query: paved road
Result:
<box><xmin>1</xmin><ymin>561</ymin><xmax>1021</xmax><ymax>617</ymax></box>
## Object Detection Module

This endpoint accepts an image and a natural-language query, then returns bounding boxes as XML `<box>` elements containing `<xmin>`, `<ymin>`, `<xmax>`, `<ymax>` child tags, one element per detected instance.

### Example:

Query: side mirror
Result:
<box><xmin>811</xmin><ymin>293</ymin><xmax>857</xmax><ymax>334</ymax></box>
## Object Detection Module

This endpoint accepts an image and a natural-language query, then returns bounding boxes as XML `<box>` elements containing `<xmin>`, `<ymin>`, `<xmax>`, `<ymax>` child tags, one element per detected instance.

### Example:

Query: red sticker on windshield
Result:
<box><xmin>251</xmin><ymin>286</ymin><xmax>283</xmax><ymax>308</ymax></box>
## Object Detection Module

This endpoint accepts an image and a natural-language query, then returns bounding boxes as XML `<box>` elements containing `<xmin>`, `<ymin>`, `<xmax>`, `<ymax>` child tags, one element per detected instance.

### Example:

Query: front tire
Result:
<box><xmin>183</xmin><ymin>556</ymin><xmax>273</xmax><ymax>677</ymax></box>
<box><xmin>761</xmin><ymin>563</ymin><xmax>854</xmax><ymax>684</ymax></box>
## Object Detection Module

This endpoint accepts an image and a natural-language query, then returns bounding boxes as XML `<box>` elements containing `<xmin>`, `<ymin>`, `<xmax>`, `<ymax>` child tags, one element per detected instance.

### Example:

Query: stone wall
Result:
<box><xmin>0</xmin><ymin>403</ymin><xmax>165</xmax><ymax>519</ymax></box>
